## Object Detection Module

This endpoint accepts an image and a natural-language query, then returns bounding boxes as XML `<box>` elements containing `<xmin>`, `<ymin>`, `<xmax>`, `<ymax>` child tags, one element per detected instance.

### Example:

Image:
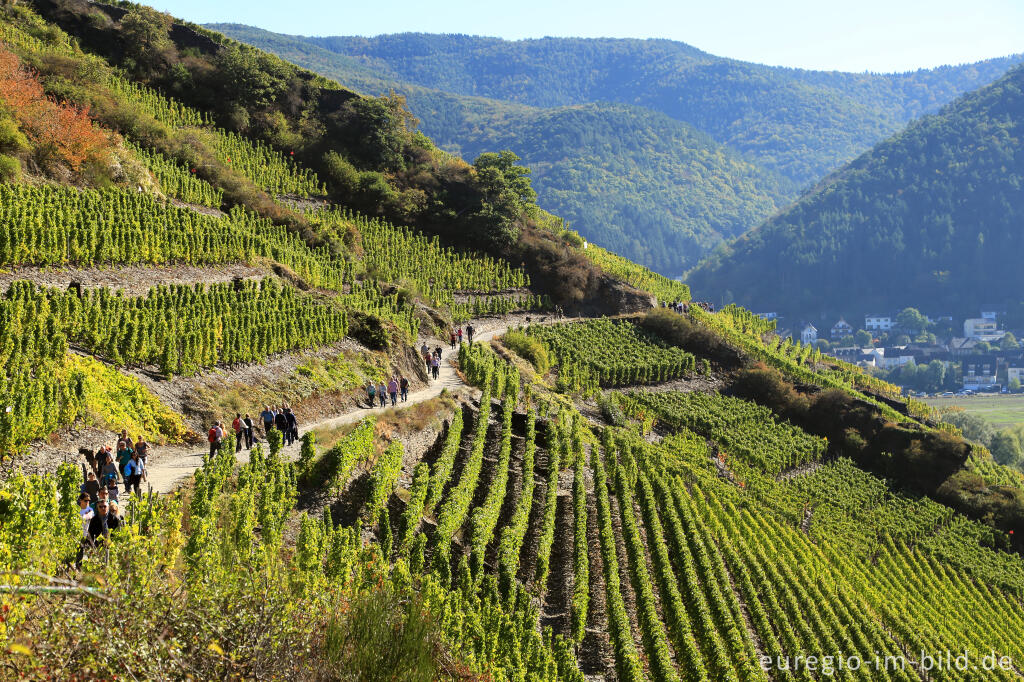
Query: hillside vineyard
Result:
<box><xmin>1</xmin><ymin>3</ymin><xmax>1024</xmax><ymax>681</ymax></box>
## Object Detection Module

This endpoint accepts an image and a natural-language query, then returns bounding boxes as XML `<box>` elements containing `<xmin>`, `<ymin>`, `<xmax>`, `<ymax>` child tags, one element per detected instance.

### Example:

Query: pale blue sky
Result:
<box><xmin>150</xmin><ymin>0</ymin><xmax>1024</xmax><ymax>73</ymax></box>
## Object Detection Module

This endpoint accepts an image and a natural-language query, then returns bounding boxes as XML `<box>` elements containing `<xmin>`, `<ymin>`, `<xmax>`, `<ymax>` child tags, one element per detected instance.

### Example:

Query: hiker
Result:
<box><xmin>87</xmin><ymin>500</ymin><xmax>121</xmax><ymax>546</ymax></box>
<box><xmin>105</xmin><ymin>479</ymin><xmax>119</xmax><ymax>504</ymax></box>
<box><xmin>208</xmin><ymin>421</ymin><xmax>224</xmax><ymax>457</ymax></box>
<box><xmin>420</xmin><ymin>342</ymin><xmax>429</xmax><ymax>357</ymax></box>
<box><xmin>366</xmin><ymin>382</ymin><xmax>376</xmax><ymax>408</ymax></box>
<box><xmin>425</xmin><ymin>352</ymin><xmax>432</xmax><ymax>375</ymax></box>
<box><xmin>75</xmin><ymin>493</ymin><xmax>95</xmax><ymax>567</ymax></box>
<box><xmin>466</xmin><ymin>324</ymin><xmax>475</xmax><ymax>344</ymax></box>
<box><xmin>377</xmin><ymin>380</ymin><xmax>387</xmax><ymax>408</ymax></box>
<box><xmin>399</xmin><ymin>375</ymin><xmax>409</xmax><ymax>402</ymax></box>
<box><xmin>134</xmin><ymin>436</ymin><xmax>149</xmax><ymax>465</ymax></box>
<box><xmin>124</xmin><ymin>451</ymin><xmax>146</xmax><ymax>497</ymax></box>
<box><xmin>431</xmin><ymin>354</ymin><xmax>440</xmax><ymax>380</ymax></box>
<box><xmin>275</xmin><ymin>408</ymin><xmax>290</xmax><ymax>445</ymax></box>
<box><xmin>388</xmin><ymin>376</ymin><xmax>399</xmax><ymax>406</ymax></box>
<box><xmin>81</xmin><ymin>471</ymin><xmax>101</xmax><ymax>504</ymax></box>
<box><xmin>232</xmin><ymin>413</ymin><xmax>244</xmax><ymax>452</ymax></box>
<box><xmin>78</xmin><ymin>493</ymin><xmax>94</xmax><ymax>539</ymax></box>
<box><xmin>100</xmin><ymin>452</ymin><xmax>119</xmax><ymax>490</ymax></box>
<box><xmin>285</xmin><ymin>407</ymin><xmax>298</xmax><ymax>445</ymax></box>
<box><xmin>242</xmin><ymin>413</ymin><xmax>254</xmax><ymax>449</ymax></box>
<box><xmin>261</xmin><ymin>405</ymin><xmax>275</xmax><ymax>437</ymax></box>
<box><xmin>457</xmin><ymin>327</ymin><xmax>463</xmax><ymax>344</ymax></box>
<box><xmin>115</xmin><ymin>440</ymin><xmax>133</xmax><ymax>474</ymax></box>
<box><xmin>449</xmin><ymin>329</ymin><xmax>457</xmax><ymax>349</ymax></box>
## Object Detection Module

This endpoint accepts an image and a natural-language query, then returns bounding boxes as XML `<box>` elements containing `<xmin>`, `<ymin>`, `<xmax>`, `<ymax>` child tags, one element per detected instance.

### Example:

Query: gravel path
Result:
<box><xmin>144</xmin><ymin>316</ymin><xmax>562</xmax><ymax>493</ymax></box>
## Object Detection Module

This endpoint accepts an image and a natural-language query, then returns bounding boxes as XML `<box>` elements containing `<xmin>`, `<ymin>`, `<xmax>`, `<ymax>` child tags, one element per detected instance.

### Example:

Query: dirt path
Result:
<box><xmin>144</xmin><ymin>317</ymin><xmax>565</xmax><ymax>493</ymax></box>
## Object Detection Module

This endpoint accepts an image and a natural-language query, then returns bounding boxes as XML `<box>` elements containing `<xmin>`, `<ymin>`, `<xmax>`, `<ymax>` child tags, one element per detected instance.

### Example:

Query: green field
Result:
<box><xmin>924</xmin><ymin>393</ymin><xmax>1024</xmax><ymax>429</ymax></box>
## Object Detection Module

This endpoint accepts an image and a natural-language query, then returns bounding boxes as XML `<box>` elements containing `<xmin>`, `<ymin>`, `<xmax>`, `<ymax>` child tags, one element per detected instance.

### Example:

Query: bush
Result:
<box><xmin>639</xmin><ymin>308</ymin><xmax>743</xmax><ymax>368</ymax></box>
<box><xmin>0</xmin><ymin>154</ymin><xmax>21</xmax><ymax>181</ymax></box>
<box><xmin>502</xmin><ymin>329</ymin><xmax>550</xmax><ymax>373</ymax></box>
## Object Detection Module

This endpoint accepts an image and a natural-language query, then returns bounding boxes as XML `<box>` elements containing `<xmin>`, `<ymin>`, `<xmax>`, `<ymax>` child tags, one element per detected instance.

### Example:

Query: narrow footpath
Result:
<box><xmin>144</xmin><ymin>317</ymin><xmax>557</xmax><ymax>493</ymax></box>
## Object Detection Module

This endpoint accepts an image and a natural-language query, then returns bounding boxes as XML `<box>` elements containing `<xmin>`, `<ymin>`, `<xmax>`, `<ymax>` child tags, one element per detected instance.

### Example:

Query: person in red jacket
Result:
<box><xmin>232</xmin><ymin>413</ymin><xmax>243</xmax><ymax>452</ymax></box>
<box><xmin>208</xmin><ymin>421</ymin><xmax>223</xmax><ymax>457</ymax></box>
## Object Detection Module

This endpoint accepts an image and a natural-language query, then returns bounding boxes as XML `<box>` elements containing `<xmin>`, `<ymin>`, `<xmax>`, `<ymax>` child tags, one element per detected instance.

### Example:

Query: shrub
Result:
<box><xmin>0</xmin><ymin>154</ymin><xmax>20</xmax><ymax>181</ymax></box>
<box><xmin>502</xmin><ymin>329</ymin><xmax>550</xmax><ymax>373</ymax></box>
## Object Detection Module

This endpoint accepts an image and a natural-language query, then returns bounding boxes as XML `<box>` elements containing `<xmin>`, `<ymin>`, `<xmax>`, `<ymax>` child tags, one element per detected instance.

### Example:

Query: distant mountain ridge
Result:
<box><xmin>211</xmin><ymin>25</ymin><xmax>1024</xmax><ymax>276</ymax></box>
<box><xmin>687</xmin><ymin>63</ymin><xmax>1024</xmax><ymax>319</ymax></box>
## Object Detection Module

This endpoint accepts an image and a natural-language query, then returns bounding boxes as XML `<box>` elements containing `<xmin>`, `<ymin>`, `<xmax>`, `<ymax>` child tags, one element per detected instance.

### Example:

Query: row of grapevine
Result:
<box><xmin>525</xmin><ymin>318</ymin><xmax>695</xmax><ymax>390</ymax></box>
<box><xmin>0</xmin><ymin>184</ymin><xmax>350</xmax><ymax>288</ymax></box>
<box><xmin>623</xmin><ymin>390</ymin><xmax>826</xmax><ymax>475</ymax></box>
<box><xmin>582</xmin><ymin>242</ymin><xmax>691</xmax><ymax>303</ymax></box>
<box><xmin>467</xmin><ymin>370</ymin><xmax>520</xmax><ymax>566</ymax></box>
<box><xmin>129</xmin><ymin>142</ymin><xmax>223</xmax><ymax>208</ymax></box>
<box><xmin>208</xmin><ymin>128</ymin><xmax>325</xmax><ymax>197</ymax></box>
<box><xmin>611</xmin><ymin>439</ymin><xmax>680</xmax><ymax>682</ymax></box>
<box><xmin>432</xmin><ymin>378</ymin><xmax>492</xmax><ymax>571</ymax></box>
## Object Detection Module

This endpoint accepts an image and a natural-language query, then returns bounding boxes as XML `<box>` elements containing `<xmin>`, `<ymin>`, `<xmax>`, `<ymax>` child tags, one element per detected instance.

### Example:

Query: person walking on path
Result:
<box><xmin>431</xmin><ymin>354</ymin><xmax>440</xmax><ymax>380</ymax></box>
<box><xmin>457</xmin><ymin>327</ymin><xmax>463</xmax><ymax>345</ymax></box>
<box><xmin>124</xmin><ymin>452</ymin><xmax>146</xmax><ymax>497</ymax></box>
<box><xmin>134</xmin><ymin>436</ymin><xmax>149</xmax><ymax>465</ymax></box>
<box><xmin>100</xmin><ymin>452</ymin><xmax>119</xmax><ymax>490</ymax></box>
<box><xmin>242</xmin><ymin>414</ymin><xmax>254</xmax><ymax>449</ymax></box>
<box><xmin>208</xmin><ymin>422</ymin><xmax>224</xmax><ymax>458</ymax></box>
<box><xmin>420</xmin><ymin>342</ymin><xmax>429</xmax><ymax>358</ymax></box>
<box><xmin>81</xmin><ymin>471</ymin><xmax>101</xmax><ymax>504</ymax></box>
<box><xmin>377</xmin><ymin>381</ymin><xmax>387</xmax><ymax>408</ymax></box>
<box><xmin>387</xmin><ymin>377</ymin><xmax>399</xmax><ymax>406</ymax></box>
<box><xmin>466</xmin><ymin>324</ymin><xmax>475</xmax><ymax>344</ymax></box>
<box><xmin>87</xmin><ymin>500</ymin><xmax>120</xmax><ymax>547</ymax></box>
<box><xmin>449</xmin><ymin>329</ymin><xmax>457</xmax><ymax>350</ymax></box>
<box><xmin>261</xmin><ymin>406</ymin><xmax>275</xmax><ymax>438</ymax></box>
<box><xmin>275</xmin><ymin>408</ymin><xmax>290</xmax><ymax>445</ymax></box>
<box><xmin>399</xmin><ymin>375</ymin><xmax>409</xmax><ymax>402</ymax></box>
<box><xmin>285</xmin><ymin>407</ymin><xmax>298</xmax><ymax>445</ymax></box>
<box><xmin>232</xmin><ymin>413</ymin><xmax>244</xmax><ymax>452</ymax></box>
<box><xmin>366</xmin><ymin>382</ymin><xmax>376</xmax><ymax>408</ymax></box>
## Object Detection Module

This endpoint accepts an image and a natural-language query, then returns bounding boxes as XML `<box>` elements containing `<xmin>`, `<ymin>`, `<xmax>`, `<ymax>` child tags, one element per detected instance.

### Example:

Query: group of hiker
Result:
<box><xmin>664</xmin><ymin>301</ymin><xmax>715</xmax><ymax>314</ymax></box>
<box><xmin>366</xmin><ymin>375</ymin><xmax>411</xmax><ymax>408</ymax></box>
<box><xmin>207</xmin><ymin>405</ymin><xmax>300</xmax><ymax>456</ymax></box>
<box><xmin>76</xmin><ymin>429</ymin><xmax>149</xmax><ymax>562</ymax></box>
<box><xmin>447</xmin><ymin>323</ymin><xmax>475</xmax><ymax>349</ymax></box>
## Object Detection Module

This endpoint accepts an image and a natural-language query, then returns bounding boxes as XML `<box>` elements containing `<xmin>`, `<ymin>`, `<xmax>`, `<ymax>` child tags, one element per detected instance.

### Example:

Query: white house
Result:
<box><xmin>865</xmin><ymin>314</ymin><xmax>893</xmax><ymax>331</ymax></box>
<box><xmin>963</xmin><ymin>318</ymin><xmax>1005</xmax><ymax>342</ymax></box>
<box><xmin>800</xmin><ymin>323</ymin><xmax>818</xmax><ymax>345</ymax></box>
<box><xmin>830</xmin><ymin>318</ymin><xmax>854</xmax><ymax>340</ymax></box>
<box><xmin>756</xmin><ymin>312</ymin><xmax>778</xmax><ymax>320</ymax></box>
<box><xmin>1007</xmin><ymin>362</ymin><xmax>1024</xmax><ymax>387</ymax></box>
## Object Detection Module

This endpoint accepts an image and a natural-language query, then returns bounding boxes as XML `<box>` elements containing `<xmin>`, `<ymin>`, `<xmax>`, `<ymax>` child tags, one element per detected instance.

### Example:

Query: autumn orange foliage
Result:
<box><xmin>0</xmin><ymin>45</ymin><xmax>110</xmax><ymax>170</ymax></box>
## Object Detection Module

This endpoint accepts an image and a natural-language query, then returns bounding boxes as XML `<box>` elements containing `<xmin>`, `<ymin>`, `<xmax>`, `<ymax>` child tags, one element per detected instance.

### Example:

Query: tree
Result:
<box><xmin>990</xmin><ymin>430</ymin><xmax>1023</xmax><ymax>467</ymax></box>
<box><xmin>854</xmin><ymin>329</ymin><xmax>873</xmax><ymax>347</ymax></box>
<box><xmin>1011</xmin><ymin>378</ymin><xmax>1022</xmax><ymax>392</ymax></box>
<box><xmin>1001</xmin><ymin>332</ymin><xmax>1019</xmax><ymax>350</ymax></box>
<box><xmin>896</xmin><ymin>307</ymin><xmax>929</xmax><ymax>335</ymax></box>
<box><xmin>839</xmin><ymin>334</ymin><xmax>855</xmax><ymax>347</ymax></box>
<box><xmin>119</xmin><ymin>8</ymin><xmax>173</xmax><ymax>76</ymax></box>
<box><xmin>942</xmin><ymin>411</ymin><xmax>994</xmax><ymax>447</ymax></box>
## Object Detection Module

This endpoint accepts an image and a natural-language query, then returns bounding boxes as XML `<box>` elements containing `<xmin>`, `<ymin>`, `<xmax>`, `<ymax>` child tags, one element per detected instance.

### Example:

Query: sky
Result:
<box><xmin>149</xmin><ymin>0</ymin><xmax>1024</xmax><ymax>73</ymax></box>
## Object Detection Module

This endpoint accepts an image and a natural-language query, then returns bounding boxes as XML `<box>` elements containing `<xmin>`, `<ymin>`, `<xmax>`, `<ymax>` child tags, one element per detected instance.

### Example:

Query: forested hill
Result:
<box><xmin>687</xmin><ymin>64</ymin><xmax>1024</xmax><ymax>318</ymax></box>
<box><xmin>208</xmin><ymin>25</ymin><xmax>1024</xmax><ymax>277</ymax></box>
<box><xmin>207</xmin><ymin>25</ymin><xmax>797</xmax><ymax>275</ymax></box>
<box><xmin>211</xmin><ymin>28</ymin><xmax>1024</xmax><ymax>186</ymax></box>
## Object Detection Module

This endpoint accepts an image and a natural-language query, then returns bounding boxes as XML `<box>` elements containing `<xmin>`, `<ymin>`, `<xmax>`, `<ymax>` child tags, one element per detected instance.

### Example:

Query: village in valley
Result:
<box><xmin>761</xmin><ymin>305</ymin><xmax>1024</xmax><ymax>396</ymax></box>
